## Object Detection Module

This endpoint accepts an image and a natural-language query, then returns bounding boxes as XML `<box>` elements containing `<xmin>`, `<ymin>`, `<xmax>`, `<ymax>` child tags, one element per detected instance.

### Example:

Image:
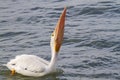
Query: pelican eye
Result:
<box><xmin>51</xmin><ymin>33</ymin><xmax>54</xmax><ymax>36</ymax></box>
<box><xmin>25</xmin><ymin>68</ymin><xmax>27</xmax><ymax>70</ymax></box>
<box><xmin>12</xmin><ymin>63</ymin><xmax>16</xmax><ymax>66</ymax></box>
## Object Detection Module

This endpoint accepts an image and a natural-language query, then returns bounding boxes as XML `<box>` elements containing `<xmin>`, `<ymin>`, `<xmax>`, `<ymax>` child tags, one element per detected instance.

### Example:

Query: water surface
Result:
<box><xmin>0</xmin><ymin>0</ymin><xmax>120</xmax><ymax>80</ymax></box>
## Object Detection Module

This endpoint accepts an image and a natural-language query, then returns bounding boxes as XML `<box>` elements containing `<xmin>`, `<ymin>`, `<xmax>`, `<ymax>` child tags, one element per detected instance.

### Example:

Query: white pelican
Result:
<box><xmin>5</xmin><ymin>7</ymin><xmax>66</xmax><ymax>77</ymax></box>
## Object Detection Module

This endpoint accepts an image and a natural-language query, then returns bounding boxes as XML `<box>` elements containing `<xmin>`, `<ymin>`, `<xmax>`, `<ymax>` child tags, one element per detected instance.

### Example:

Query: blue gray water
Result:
<box><xmin>0</xmin><ymin>0</ymin><xmax>120</xmax><ymax>80</ymax></box>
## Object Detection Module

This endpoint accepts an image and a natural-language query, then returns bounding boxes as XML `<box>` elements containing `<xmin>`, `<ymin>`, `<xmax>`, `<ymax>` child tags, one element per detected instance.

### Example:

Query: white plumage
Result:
<box><xmin>5</xmin><ymin>7</ymin><xmax>66</xmax><ymax>77</ymax></box>
<box><xmin>7</xmin><ymin>54</ymin><xmax>50</xmax><ymax>76</ymax></box>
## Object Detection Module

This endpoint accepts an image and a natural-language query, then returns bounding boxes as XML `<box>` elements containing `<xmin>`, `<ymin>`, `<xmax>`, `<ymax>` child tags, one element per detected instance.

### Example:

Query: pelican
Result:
<box><xmin>5</xmin><ymin>7</ymin><xmax>66</xmax><ymax>77</ymax></box>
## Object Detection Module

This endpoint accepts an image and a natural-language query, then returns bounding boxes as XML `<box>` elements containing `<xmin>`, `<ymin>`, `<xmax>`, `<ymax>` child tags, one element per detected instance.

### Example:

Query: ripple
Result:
<box><xmin>0</xmin><ymin>20</ymin><xmax>8</xmax><ymax>23</ymax></box>
<box><xmin>112</xmin><ymin>45</ymin><xmax>120</xmax><ymax>52</ymax></box>
<box><xmin>80</xmin><ymin>7</ymin><xmax>104</xmax><ymax>15</ymax></box>
<box><xmin>71</xmin><ymin>1</ymin><xmax>120</xmax><ymax>17</ymax></box>
<box><xmin>76</xmin><ymin>40</ymin><xmax>119</xmax><ymax>49</ymax></box>
<box><xmin>30</xmin><ymin>7</ymin><xmax>42</xmax><ymax>11</ymax></box>
<box><xmin>95</xmin><ymin>57</ymin><xmax>112</xmax><ymax>62</ymax></box>
<box><xmin>25</xmin><ymin>16</ymin><xmax>41</xmax><ymax>24</ymax></box>
<box><xmin>0</xmin><ymin>32</ymin><xmax>27</xmax><ymax>38</ymax></box>
<box><xmin>89</xmin><ymin>73</ymin><xmax>117</xmax><ymax>79</ymax></box>
<box><xmin>111</xmin><ymin>7</ymin><xmax>120</xmax><ymax>14</ymax></box>
<box><xmin>86</xmin><ymin>61</ymin><xmax>106</xmax><ymax>67</ymax></box>
<box><xmin>52</xmin><ymin>0</ymin><xmax>65</xmax><ymax>3</ymax></box>
<box><xmin>98</xmin><ymin>1</ymin><xmax>114</xmax><ymax>4</ymax></box>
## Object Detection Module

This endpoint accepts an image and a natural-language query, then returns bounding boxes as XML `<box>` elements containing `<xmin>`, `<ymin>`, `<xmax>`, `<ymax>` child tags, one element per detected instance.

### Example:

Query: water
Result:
<box><xmin>0</xmin><ymin>0</ymin><xmax>120</xmax><ymax>80</ymax></box>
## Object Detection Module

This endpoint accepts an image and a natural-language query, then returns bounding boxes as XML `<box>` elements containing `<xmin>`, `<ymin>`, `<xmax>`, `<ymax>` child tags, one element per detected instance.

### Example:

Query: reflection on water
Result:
<box><xmin>0</xmin><ymin>66</ymin><xmax>63</xmax><ymax>80</ymax></box>
<box><xmin>0</xmin><ymin>0</ymin><xmax>120</xmax><ymax>80</ymax></box>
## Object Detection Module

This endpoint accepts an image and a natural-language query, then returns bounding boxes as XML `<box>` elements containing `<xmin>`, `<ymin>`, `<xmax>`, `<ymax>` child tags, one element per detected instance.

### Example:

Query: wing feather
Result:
<box><xmin>14</xmin><ymin>54</ymin><xmax>49</xmax><ymax>73</ymax></box>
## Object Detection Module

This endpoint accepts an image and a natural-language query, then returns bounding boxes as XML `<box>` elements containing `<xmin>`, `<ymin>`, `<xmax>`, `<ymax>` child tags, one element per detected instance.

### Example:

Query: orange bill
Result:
<box><xmin>11</xmin><ymin>69</ymin><xmax>16</xmax><ymax>75</ymax></box>
<box><xmin>53</xmin><ymin>7</ymin><xmax>67</xmax><ymax>53</ymax></box>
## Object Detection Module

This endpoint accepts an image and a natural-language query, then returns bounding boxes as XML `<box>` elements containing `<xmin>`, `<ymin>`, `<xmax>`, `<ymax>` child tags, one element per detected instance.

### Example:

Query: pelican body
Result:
<box><xmin>5</xmin><ymin>7</ymin><xmax>66</xmax><ymax>77</ymax></box>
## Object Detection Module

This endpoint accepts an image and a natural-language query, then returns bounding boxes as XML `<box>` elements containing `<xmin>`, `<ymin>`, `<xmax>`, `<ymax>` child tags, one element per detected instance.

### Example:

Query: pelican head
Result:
<box><xmin>6</xmin><ymin>59</ymin><xmax>16</xmax><ymax>70</ymax></box>
<box><xmin>50</xmin><ymin>7</ymin><xmax>66</xmax><ymax>54</ymax></box>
